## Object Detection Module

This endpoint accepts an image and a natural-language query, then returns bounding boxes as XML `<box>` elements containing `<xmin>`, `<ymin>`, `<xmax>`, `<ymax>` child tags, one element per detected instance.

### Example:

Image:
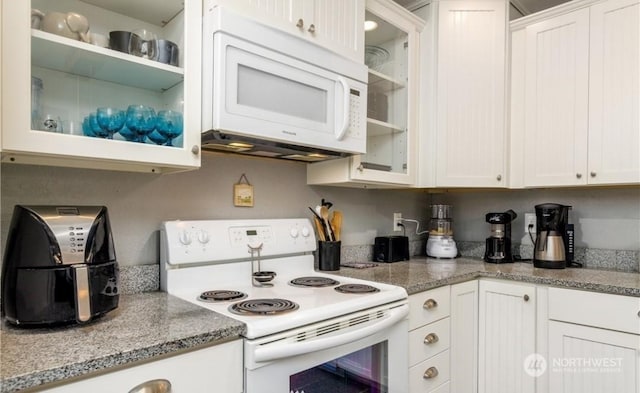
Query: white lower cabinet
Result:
<box><xmin>450</xmin><ymin>280</ymin><xmax>479</xmax><ymax>393</ymax></box>
<box><xmin>408</xmin><ymin>286</ymin><xmax>451</xmax><ymax>392</ymax></box>
<box><xmin>478</xmin><ymin>280</ymin><xmax>536</xmax><ymax>393</ymax></box>
<box><xmin>547</xmin><ymin>287</ymin><xmax>640</xmax><ymax>393</ymax></box>
<box><xmin>548</xmin><ymin>321</ymin><xmax>640</xmax><ymax>393</ymax></box>
<box><xmin>38</xmin><ymin>341</ymin><xmax>243</xmax><ymax>393</ymax></box>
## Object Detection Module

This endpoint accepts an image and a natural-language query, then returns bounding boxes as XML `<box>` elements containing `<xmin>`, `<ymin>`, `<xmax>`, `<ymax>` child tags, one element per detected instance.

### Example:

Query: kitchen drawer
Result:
<box><xmin>409</xmin><ymin>286</ymin><xmax>450</xmax><ymax>330</ymax></box>
<box><xmin>409</xmin><ymin>349</ymin><xmax>450</xmax><ymax>393</ymax></box>
<box><xmin>548</xmin><ymin>287</ymin><xmax>640</xmax><ymax>334</ymax></box>
<box><xmin>409</xmin><ymin>317</ymin><xmax>450</xmax><ymax>367</ymax></box>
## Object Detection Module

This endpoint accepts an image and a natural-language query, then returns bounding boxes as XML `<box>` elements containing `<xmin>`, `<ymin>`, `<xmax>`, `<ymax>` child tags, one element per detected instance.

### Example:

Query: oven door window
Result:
<box><xmin>290</xmin><ymin>341</ymin><xmax>389</xmax><ymax>393</ymax></box>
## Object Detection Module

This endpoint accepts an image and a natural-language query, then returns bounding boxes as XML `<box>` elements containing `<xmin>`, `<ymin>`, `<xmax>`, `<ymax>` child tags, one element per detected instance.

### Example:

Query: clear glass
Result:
<box><xmin>289</xmin><ymin>341</ymin><xmax>389</xmax><ymax>392</ymax></box>
<box><xmin>29</xmin><ymin>0</ymin><xmax>185</xmax><ymax>147</ymax></box>
<box><xmin>362</xmin><ymin>11</ymin><xmax>409</xmax><ymax>174</ymax></box>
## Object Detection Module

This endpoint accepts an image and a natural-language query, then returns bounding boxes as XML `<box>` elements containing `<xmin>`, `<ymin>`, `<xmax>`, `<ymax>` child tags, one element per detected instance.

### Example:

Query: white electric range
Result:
<box><xmin>161</xmin><ymin>218</ymin><xmax>409</xmax><ymax>393</ymax></box>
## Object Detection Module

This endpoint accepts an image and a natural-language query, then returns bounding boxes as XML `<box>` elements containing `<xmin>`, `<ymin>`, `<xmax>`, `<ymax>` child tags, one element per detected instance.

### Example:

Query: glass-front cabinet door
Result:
<box><xmin>1</xmin><ymin>0</ymin><xmax>201</xmax><ymax>173</ymax></box>
<box><xmin>306</xmin><ymin>0</ymin><xmax>423</xmax><ymax>187</ymax></box>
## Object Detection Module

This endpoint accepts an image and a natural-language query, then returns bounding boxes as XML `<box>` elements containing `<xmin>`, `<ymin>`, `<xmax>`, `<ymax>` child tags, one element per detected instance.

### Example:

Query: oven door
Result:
<box><xmin>244</xmin><ymin>302</ymin><xmax>409</xmax><ymax>393</ymax></box>
<box><xmin>209</xmin><ymin>33</ymin><xmax>366</xmax><ymax>154</ymax></box>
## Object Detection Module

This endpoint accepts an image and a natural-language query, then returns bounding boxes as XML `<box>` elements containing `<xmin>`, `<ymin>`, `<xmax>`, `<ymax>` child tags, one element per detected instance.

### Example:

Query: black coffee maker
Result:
<box><xmin>533</xmin><ymin>203</ymin><xmax>574</xmax><ymax>269</ymax></box>
<box><xmin>484</xmin><ymin>210</ymin><xmax>517</xmax><ymax>263</ymax></box>
<box><xmin>1</xmin><ymin>205</ymin><xmax>119</xmax><ymax>326</ymax></box>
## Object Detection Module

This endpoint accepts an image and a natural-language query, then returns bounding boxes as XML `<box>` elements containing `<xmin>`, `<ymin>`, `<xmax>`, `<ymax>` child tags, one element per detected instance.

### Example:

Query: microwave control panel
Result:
<box><xmin>349</xmin><ymin>88</ymin><xmax>363</xmax><ymax>138</ymax></box>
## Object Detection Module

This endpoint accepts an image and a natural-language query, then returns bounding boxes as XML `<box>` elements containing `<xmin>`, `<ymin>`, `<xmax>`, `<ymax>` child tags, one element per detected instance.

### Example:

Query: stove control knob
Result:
<box><xmin>301</xmin><ymin>227</ymin><xmax>311</xmax><ymax>237</ymax></box>
<box><xmin>197</xmin><ymin>230</ymin><xmax>210</xmax><ymax>244</ymax></box>
<box><xmin>179</xmin><ymin>231</ymin><xmax>192</xmax><ymax>245</ymax></box>
<box><xmin>290</xmin><ymin>228</ymin><xmax>299</xmax><ymax>238</ymax></box>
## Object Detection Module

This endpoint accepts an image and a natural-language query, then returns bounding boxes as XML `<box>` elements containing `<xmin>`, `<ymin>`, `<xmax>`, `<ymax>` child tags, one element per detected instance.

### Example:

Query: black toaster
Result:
<box><xmin>373</xmin><ymin>236</ymin><xmax>410</xmax><ymax>263</ymax></box>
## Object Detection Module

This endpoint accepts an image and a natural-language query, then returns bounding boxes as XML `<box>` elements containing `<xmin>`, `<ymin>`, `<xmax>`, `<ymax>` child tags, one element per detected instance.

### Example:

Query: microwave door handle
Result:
<box><xmin>335</xmin><ymin>76</ymin><xmax>350</xmax><ymax>141</ymax></box>
<box><xmin>253</xmin><ymin>304</ymin><xmax>408</xmax><ymax>363</ymax></box>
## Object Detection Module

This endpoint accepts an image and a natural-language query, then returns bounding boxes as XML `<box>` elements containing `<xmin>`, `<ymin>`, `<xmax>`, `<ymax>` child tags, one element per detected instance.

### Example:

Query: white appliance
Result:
<box><xmin>201</xmin><ymin>6</ymin><xmax>368</xmax><ymax>162</ymax></box>
<box><xmin>426</xmin><ymin>235</ymin><xmax>458</xmax><ymax>259</ymax></box>
<box><xmin>161</xmin><ymin>219</ymin><xmax>409</xmax><ymax>393</ymax></box>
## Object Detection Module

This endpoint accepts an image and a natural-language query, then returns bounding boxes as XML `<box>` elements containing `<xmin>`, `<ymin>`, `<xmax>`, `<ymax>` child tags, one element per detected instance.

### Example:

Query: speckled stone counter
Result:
<box><xmin>329</xmin><ymin>257</ymin><xmax>640</xmax><ymax>297</ymax></box>
<box><xmin>0</xmin><ymin>292</ymin><xmax>245</xmax><ymax>393</ymax></box>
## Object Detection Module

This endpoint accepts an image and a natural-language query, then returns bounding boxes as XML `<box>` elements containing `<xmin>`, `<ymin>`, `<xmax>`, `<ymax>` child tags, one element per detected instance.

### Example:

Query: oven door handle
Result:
<box><xmin>253</xmin><ymin>304</ymin><xmax>408</xmax><ymax>363</ymax></box>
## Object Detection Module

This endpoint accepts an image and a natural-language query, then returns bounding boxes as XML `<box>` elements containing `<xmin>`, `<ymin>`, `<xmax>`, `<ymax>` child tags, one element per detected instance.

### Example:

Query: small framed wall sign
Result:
<box><xmin>234</xmin><ymin>174</ymin><xmax>254</xmax><ymax>207</ymax></box>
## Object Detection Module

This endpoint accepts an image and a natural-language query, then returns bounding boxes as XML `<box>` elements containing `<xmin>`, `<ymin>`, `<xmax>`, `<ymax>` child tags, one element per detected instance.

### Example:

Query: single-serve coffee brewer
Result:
<box><xmin>484</xmin><ymin>210</ymin><xmax>517</xmax><ymax>263</ymax></box>
<box><xmin>533</xmin><ymin>203</ymin><xmax>574</xmax><ymax>269</ymax></box>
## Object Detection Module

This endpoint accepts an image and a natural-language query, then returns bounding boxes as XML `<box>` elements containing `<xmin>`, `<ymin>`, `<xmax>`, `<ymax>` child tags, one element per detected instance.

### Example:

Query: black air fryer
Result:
<box><xmin>1</xmin><ymin>205</ymin><xmax>119</xmax><ymax>326</ymax></box>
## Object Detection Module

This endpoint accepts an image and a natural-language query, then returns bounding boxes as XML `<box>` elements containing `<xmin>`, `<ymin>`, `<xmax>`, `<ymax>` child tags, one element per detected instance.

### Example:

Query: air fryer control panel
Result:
<box><xmin>26</xmin><ymin>206</ymin><xmax>103</xmax><ymax>265</ymax></box>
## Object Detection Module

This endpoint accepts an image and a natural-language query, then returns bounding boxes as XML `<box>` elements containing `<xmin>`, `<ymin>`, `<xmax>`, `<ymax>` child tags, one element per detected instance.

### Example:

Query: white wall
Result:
<box><xmin>432</xmin><ymin>188</ymin><xmax>640</xmax><ymax>250</ymax></box>
<box><xmin>0</xmin><ymin>153</ymin><xmax>430</xmax><ymax>266</ymax></box>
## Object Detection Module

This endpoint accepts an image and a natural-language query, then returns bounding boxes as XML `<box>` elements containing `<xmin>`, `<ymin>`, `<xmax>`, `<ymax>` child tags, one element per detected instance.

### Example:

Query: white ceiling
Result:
<box><xmin>393</xmin><ymin>0</ymin><xmax>572</xmax><ymax>18</ymax></box>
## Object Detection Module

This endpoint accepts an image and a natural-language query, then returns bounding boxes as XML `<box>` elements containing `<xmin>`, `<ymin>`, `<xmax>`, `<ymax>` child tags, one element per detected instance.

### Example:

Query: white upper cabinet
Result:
<box><xmin>415</xmin><ymin>0</ymin><xmax>509</xmax><ymax>188</ymax></box>
<box><xmin>211</xmin><ymin>0</ymin><xmax>365</xmax><ymax>63</ymax></box>
<box><xmin>523</xmin><ymin>8</ymin><xmax>590</xmax><ymax>187</ymax></box>
<box><xmin>588</xmin><ymin>0</ymin><xmax>640</xmax><ymax>185</ymax></box>
<box><xmin>511</xmin><ymin>0</ymin><xmax>640</xmax><ymax>187</ymax></box>
<box><xmin>306</xmin><ymin>0</ymin><xmax>424</xmax><ymax>187</ymax></box>
<box><xmin>1</xmin><ymin>0</ymin><xmax>202</xmax><ymax>173</ymax></box>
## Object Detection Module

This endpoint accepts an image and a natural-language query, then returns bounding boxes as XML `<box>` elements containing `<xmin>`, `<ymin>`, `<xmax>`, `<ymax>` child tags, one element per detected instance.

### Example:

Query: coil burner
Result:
<box><xmin>289</xmin><ymin>276</ymin><xmax>340</xmax><ymax>288</ymax></box>
<box><xmin>229</xmin><ymin>298</ymin><xmax>299</xmax><ymax>315</ymax></box>
<box><xmin>334</xmin><ymin>284</ymin><xmax>380</xmax><ymax>294</ymax></box>
<box><xmin>198</xmin><ymin>290</ymin><xmax>248</xmax><ymax>302</ymax></box>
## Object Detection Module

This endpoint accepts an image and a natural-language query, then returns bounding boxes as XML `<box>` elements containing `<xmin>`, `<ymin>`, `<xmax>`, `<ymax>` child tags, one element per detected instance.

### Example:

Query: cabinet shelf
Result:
<box><xmin>368</xmin><ymin>69</ymin><xmax>405</xmax><ymax>92</ymax></box>
<box><xmin>31</xmin><ymin>29</ymin><xmax>184</xmax><ymax>91</ymax></box>
<box><xmin>367</xmin><ymin>118</ymin><xmax>405</xmax><ymax>136</ymax></box>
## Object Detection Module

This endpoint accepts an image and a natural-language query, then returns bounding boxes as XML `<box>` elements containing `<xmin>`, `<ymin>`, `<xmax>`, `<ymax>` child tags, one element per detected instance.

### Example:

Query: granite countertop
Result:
<box><xmin>331</xmin><ymin>257</ymin><xmax>640</xmax><ymax>297</ymax></box>
<box><xmin>0</xmin><ymin>292</ymin><xmax>246</xmax><ymax>393</ymax></box>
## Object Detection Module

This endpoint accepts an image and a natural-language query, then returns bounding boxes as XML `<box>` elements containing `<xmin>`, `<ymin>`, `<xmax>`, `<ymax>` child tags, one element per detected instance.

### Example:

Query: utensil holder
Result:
<box><xmin>318</xmin><ymin>241</ymin><xmax>341</xmax><ymax>271</ymax></box>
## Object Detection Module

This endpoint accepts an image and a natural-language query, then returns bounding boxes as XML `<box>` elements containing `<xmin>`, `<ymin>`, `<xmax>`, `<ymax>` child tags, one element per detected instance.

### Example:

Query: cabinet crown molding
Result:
<box><xmin>510</xmin><ymin>0</ymin><xmax>605</xmax><ymax>30</ymax></box>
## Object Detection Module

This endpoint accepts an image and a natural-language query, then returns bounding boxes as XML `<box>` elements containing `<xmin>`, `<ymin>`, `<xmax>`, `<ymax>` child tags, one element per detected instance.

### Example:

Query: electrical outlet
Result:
<box><xmin>524</xmin><ymin>213</ymin><xmax>536</xmax><ymax>240</ymax></box>
<box><xmin>393</xmin><ymin>213</ymin><xmax>402</xmax><ymax>232</ymax></box>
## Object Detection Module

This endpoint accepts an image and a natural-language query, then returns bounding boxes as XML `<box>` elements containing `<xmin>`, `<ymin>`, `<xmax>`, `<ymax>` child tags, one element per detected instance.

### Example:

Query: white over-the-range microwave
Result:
<box><xmin>201</xmin><ymin>6</ymin><xmax>368</xmax><ymax>162</ymax></box>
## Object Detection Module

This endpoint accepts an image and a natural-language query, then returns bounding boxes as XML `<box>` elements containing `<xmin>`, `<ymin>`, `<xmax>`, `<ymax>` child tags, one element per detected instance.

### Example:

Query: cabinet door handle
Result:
<box><xmin>191</xmin><ymin>145</ymin><xmax>200</xmax><ymax>155</ymax></box>
<box><xmin>423</xmin><ymin>299</ymin><xmax>438</xmax><ymax>309</ymax></box>
<box><xmin>128</xmin><ymin>379</ymin><xmax>171</xmax><ymax>393</ymax></box>
<box><xmin>357</xmin><ymin>164</ymin><xmax>364</xmax><ymax>172</ymax></box>
<box><xmin>496</xmin><ymin>174</ymin><xmax>502</xmax><ymax>181</ymax></box>
<box><xmin>524</xmin><ymin>294</ymin><xmax>530</xmax><ymax>302</ymax></box>
<box><xmin>590</xmin><ymin>171</ymin><xmax>597</xmax><ymax>178</ymax></box>
<box><xmin>296</xmin><ymin>18</ymin><xmax>304</xmax><ymax>28</ymax></box>
<box><xmin>576</xmin><ymin>173</ymin><xmax>582</xmax><ymax>179</ymax></box>
<box><xmin>423</xmin><ymin>367</ymin><xmax>439</xmax><ymax>379</ymax></box>
<box><xmin>424</xmin><ymin>333</ymin><xmax>439</xmax><ymax>344</ymax></box>
<box><xmin>308</xmin><ymin>24</ymin><xmax>316</xmax><ymax>33</ymax></box>
<box><xmin>637</xmin><ymin>310</ymin><xmax>640</xmax><ymax>317</ymax></box>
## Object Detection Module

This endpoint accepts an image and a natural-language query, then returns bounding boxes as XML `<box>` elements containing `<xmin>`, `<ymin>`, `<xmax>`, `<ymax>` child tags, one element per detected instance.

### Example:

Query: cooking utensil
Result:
<box><xmin>313</xmin><ymin>216</ymin><xmax>326</xmax><ymax>241</ymax></box>
<box><xmin>321</xmin><ymin>198</ymin><xmax>333</xmax><ymax>209</ymax></box>
<box><xmin>320</xmin><ymin>206</ymin><xmax>335</xmax><ymax>241</ymax></box>
<box><xmin>330</xmin><ymin>210</ymin><xmax>342</xmax><ymax>241</ymax></box>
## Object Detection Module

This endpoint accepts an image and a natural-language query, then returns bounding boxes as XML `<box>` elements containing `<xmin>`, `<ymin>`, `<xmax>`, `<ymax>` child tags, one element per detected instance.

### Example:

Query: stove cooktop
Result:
<box><xmin>161</xmin><ymin>219</ymin><xmax>408</xmax><ymax>339</ymax></box>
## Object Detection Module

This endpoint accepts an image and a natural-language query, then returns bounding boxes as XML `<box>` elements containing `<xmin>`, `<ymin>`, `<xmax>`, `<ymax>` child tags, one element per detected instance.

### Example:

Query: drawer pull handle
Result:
<box><xmin>423</xmin><ymin>367</ymin><xmax>439</xmax><ymax>379</ymax></box>
<box><xmin>576</xmin><ymin>173</ymin><xmax>582</xmax><ymax>179</ymax></box>
<box><xmin>296</xmin><ymin>18</ymin><xmax>304</xmax><ymax>28</ymax></box>
<box><xmin>128</xmin><ymin>379</ymin><xmax>171</xmax><ymax>393</ymax></box>
<box><xmin>590</xmin><ymin>171</ymin><xmax>597</xmax><ymax>177</ymax></box>
<box><xmin>423</xmin><ymin>299</ymin><xmax>438</xmax><ymax>309</ymax></box>
<box><xmin>524</xmin><ymin>294</ymin><xmax>530</xmax><ymax>302</ymax></box>
<box><xmin>424</xmin><ymin>333</ymin><xmax>439</xmax><ymax>344</ymax></box>
<box><xmin>308</xmin><ymin>24</ymin><xmax>316</xmax><ymax>33</ymax></box>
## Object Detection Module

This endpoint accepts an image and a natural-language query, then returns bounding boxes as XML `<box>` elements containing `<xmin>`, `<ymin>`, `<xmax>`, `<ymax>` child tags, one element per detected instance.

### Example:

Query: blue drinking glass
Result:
<box><xmin>147</xmin><ymin>130</ymin><xmax>169</xmax><ymax>145</ymax></box>
<box><xmin>118</xmin><ymin>125</ymin><xmax>138</xmax><ymax>141</ymax></box>
<box><xmin>96</xmin><ymin>107</ymin><xmax>126</xmax><ymax>139</ymax></box>
<box><xmin>126</xmin><ymin>105</ymin><xmax>156</xmax><ymax>143</ymax></box>
<box><xmin>89</xmin><ymin>113</ymin><xmax>109</xmax><ymax>138</ymax></box>
<box><xmin>82</xmin><ymin>116</ymin><xmax>95</xmax><ymax>137</ymax></box>
<box><xmin>155</xmin><ymin>110</ymin><xmax>183</xmax><ymax>146</ymax></box>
